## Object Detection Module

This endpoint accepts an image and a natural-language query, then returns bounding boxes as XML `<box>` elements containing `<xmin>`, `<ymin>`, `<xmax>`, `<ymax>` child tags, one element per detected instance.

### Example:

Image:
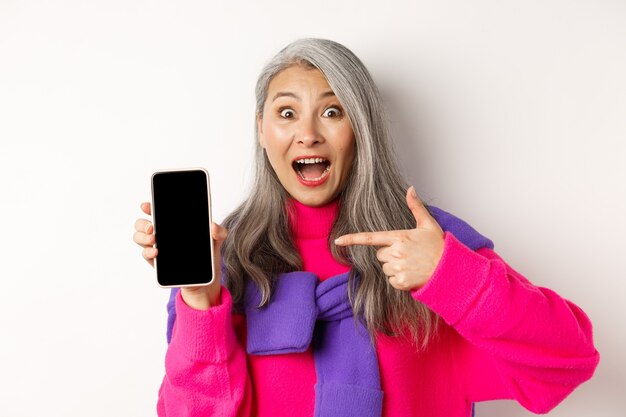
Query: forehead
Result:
<box><xmin>267</xmin><ymin>65</ymin><xmax>332</xmax><ymax>96</ymax></box>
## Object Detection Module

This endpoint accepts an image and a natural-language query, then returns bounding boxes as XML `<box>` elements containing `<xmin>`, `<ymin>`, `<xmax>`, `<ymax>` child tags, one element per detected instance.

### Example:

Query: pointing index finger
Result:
<box><xmin>334</xmin><ymin>231</ymin><xmax>399</xmax><ymax>247</ymax></box>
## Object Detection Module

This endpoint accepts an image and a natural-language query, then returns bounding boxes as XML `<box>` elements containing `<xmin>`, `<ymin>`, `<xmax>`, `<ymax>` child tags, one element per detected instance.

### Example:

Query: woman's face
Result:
<box><xmin>257</xmin><ymin>65</ymin><xmax>356</xmax><ymax>207</ymax></box>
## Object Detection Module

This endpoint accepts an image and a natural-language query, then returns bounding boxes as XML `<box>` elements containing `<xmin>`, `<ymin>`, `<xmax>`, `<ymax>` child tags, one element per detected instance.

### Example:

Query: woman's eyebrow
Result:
<box><xmin>272</xmin><ymin>92</ymin><xmax>298</xmax><ymax>102</ymax></box>
<box><xmin>271</xmin><ymin>91</ymin><xmax>336</xmax><ymax>102</ymax></box>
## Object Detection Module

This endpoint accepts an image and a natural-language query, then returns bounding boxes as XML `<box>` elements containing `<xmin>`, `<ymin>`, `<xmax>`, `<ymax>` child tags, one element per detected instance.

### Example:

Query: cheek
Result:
<box><xmin>262</xmin><ymin>121</ymin><xmax>288</xmax><ymax>149</ymax></box>
<box><xmin>262</xmin><ymin>129</ymin><xmax>293</xmax><ymax>177</ymax></box>
<box><xmin>265</xmin><ymin>117</ymin><xmax>292</xmax><ymax>138</ymax></box>
<box><xmin>265</xmin><ymin>126</ymin><xmax>293</xmax><ymax>155</ymax></box>
<box><xmin>336</xmin><ymin>130</ymin><xmax>356</xmax><ymax>165</ymax></box>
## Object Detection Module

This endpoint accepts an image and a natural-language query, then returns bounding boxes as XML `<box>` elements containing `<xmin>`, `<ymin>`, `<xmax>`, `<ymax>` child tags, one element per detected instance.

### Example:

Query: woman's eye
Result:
<box><xmin>323</xmin><ymin>107</ymin><xmax>342</xmax><ymax>118</ymax></box>
<box><xmin>279</xmin><ymin>108</ymin><xmax>295</xmax><ymax>118</ymax></box>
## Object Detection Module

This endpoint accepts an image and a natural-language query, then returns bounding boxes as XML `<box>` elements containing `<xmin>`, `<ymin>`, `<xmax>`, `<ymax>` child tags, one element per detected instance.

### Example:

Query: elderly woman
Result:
<box><xmin>133</xmin><ymin>38</ymin><xmax>599</xmax><ymax>417</ymax></box>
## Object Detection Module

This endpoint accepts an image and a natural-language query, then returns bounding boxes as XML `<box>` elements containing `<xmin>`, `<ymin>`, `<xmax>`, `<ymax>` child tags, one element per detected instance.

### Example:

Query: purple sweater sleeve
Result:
<box><xmin>157</xmin><ymin>286</ymin><xmax>252</xmax><ymax>417</ymax></box>
<box><xmin>412</xmin><ymin>231</ymin><xmax>600</xmax><ymax>413</ymax></box>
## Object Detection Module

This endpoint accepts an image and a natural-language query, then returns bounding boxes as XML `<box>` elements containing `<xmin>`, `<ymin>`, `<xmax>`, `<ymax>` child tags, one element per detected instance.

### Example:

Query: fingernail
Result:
<box><xmin>410</xmin><ymin>186</ymin><xmax>417</xmax><ymax>198</ymax></box>
<box><xmin>334</xmin><ymin>237</ymin><xmax>344</xmax><ymax>245</ymax></box>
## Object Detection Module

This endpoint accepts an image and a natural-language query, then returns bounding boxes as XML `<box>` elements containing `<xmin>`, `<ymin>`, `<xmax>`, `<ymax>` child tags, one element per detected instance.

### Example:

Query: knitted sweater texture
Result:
<box><xmin>156</xmin><ymin>198</ymin><xmax>599</xmax><ymax>417</ymax></box>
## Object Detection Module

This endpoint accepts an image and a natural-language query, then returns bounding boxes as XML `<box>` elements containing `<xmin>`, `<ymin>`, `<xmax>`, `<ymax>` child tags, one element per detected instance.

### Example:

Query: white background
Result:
<box><xmin>1</xmin><ymin>0</ymin><xmax>624</xmax><ymax>416</ymax></box>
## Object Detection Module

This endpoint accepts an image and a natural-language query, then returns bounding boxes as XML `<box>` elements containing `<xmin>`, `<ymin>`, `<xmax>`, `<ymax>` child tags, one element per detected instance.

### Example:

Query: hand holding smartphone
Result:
<box><xmin>150</xmin><ymin>168</ymin><xmax>216</xmax><ymax>289</ymax></box>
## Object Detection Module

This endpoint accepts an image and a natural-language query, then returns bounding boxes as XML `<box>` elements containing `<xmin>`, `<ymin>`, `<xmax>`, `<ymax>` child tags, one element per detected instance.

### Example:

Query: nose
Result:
<box><xmin>295</xmin><ymin>115</ymin><xmax>324</xmax><ymax>147</ymax></box>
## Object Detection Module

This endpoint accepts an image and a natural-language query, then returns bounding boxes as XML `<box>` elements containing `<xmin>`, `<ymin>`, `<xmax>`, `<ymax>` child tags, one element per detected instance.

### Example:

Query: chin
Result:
<box><xmin>290</xmin><ymin>190</ymin><xmax>335</xmax><ymax>207</ymax></box>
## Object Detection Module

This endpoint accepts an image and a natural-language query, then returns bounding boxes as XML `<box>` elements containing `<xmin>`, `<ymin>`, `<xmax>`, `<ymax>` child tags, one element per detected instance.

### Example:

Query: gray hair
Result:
<box><xmin>223</xmin><ymin>38</ymin><xmax>439</xmax><ymax>349</ymax></box>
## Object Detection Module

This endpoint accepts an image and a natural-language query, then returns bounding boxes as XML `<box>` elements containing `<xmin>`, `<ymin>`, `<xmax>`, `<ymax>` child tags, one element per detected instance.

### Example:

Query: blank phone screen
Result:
<box><xmin>152</xmin><ymin>170</ymin><xmax>213</xmax><ymax>287</ymax></box>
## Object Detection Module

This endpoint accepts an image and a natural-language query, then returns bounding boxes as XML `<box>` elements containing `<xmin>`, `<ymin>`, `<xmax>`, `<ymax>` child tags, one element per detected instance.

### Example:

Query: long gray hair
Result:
<box><xmin>222</xmin><ymin>38</ymin><xmax>439</xmax><ymax>349</ymax></box>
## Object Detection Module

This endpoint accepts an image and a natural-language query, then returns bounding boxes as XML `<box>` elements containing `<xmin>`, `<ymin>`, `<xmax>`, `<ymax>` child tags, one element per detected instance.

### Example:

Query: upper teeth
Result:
<box><xmin>296</xmin><ymin>158</ymin><xmax>327</xmax><ymax>164</ymax></box>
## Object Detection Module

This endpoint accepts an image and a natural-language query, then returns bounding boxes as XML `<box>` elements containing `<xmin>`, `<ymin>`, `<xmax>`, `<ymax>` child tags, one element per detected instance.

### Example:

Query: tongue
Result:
<box><xmin>300</xmin><ymin>163</ymin><xmax>327</xmax><ymax>179</ymax></box>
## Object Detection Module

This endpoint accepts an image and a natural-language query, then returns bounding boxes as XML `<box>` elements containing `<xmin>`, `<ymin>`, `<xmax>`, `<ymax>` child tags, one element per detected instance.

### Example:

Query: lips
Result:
<box><xmin>292</xmin><ymin>155</ymin><xmax>331</xmax><ymax>187</ymax></box>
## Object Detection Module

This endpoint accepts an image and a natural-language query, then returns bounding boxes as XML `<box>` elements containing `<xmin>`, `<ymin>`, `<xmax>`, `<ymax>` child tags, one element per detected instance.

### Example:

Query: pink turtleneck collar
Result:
<box><xmin>285</xmin><ymin>197</ymin><xmax>350</xmax><ymax>280</ymax></box>
<box><xmin>286</xmin><ymin>197</ymin><xmax>341</xmax><ymax>240</ymax></box>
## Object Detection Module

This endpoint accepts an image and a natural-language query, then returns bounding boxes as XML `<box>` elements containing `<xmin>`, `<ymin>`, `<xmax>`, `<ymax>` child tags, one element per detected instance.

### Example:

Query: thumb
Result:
<box><xmin>211</xmin><ymin>222</ymin><xmax>228</xmax><ymax>282</ymax></box>
<box><xmin>406</xmin><ymin>186</ymin><xmax>431</xmax><ymax>228</ymax></box>
<box><xmin>211</xmin><ymin>222</ymin><xmax>228</xmax><ymax>243</ymax></box>
<box><xmin>211</xmin><ymin>222</ymin><xmax>228</xmax><ymax>254</ymax></box>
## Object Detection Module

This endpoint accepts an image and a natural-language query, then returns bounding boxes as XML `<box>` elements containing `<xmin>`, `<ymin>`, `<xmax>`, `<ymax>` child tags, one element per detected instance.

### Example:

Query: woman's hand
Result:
<box><xmin>133</xmin><ymin>202</ymin><xmax>228</xmax><ymax>309</ymax></box>
<box><xmin>334</xmin><ymin>187</ymin><xmax>445</xmax><ymax>291</ymax></box>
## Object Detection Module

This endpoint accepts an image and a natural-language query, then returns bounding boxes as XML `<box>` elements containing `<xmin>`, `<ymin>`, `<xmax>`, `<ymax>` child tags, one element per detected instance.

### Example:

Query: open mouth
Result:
<box><xmin>292</xmin><ymin>157</ymin><xmax>331</xmax><ymax>184</ymax></box>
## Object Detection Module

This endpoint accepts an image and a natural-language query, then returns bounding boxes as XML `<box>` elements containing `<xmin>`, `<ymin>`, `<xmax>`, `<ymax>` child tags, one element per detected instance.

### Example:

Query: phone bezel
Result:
<box><xmin>150</xmin><ymin>167</ymin><xmax>215</xmax><ymax>289</ymax></box>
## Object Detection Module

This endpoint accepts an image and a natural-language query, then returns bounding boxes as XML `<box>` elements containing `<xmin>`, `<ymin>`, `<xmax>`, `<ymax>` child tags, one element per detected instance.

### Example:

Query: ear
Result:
<box><xmin>256</xmin><ymin>112</ymin><xmax>265</xmax><ymax>148</ymax></box>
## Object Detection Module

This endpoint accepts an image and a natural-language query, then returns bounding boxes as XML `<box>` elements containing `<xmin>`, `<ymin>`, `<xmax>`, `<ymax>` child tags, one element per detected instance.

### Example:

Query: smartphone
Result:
<box><xmin>150</xmin><ymin>168</ymin><xmax>215</xmax><ymax>288</ymax></box>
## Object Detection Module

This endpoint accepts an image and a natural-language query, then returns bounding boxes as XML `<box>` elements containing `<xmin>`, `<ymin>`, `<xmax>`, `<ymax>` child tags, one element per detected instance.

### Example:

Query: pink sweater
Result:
<box><xmin>157</xmin><ymin>199</ymin><xmax>599</xmax><ymax>417</ymax></box>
